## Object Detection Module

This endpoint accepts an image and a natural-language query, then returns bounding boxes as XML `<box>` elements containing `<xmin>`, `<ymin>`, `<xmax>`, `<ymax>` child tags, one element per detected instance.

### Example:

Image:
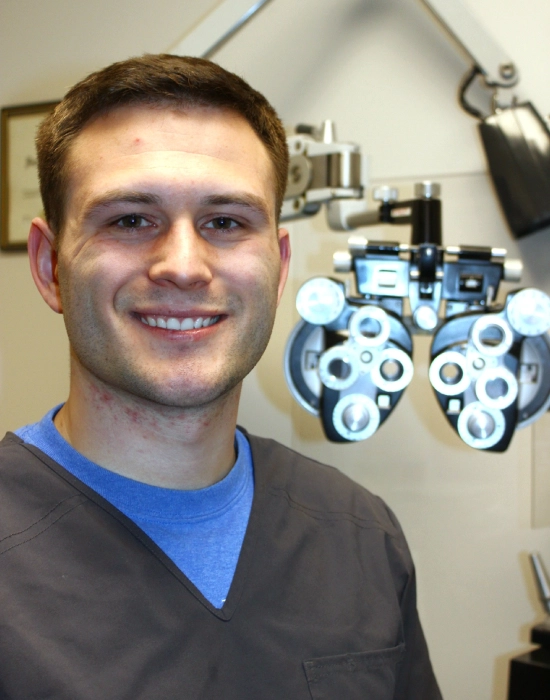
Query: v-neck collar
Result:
<box><xmin>11</xmin><ymin>430</ymin><xmax>269</xmax><ymax>621</ymax></box>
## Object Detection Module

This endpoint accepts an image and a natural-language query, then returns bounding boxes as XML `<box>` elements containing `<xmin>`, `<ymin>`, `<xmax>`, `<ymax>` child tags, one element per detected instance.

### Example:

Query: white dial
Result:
<box><xmin>507</xmin><ymin>288</ymin><xmax>550</xmax><ymax>337</ymax></box>
<box><xmin>296</xmin><ymin>277</ymin><xmax>346</xmax><ymax>326</ymax></box>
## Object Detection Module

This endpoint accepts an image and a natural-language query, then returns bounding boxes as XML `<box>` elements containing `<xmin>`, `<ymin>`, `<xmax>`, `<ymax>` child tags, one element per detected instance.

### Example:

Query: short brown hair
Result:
<box><xmin>36</xmin><ymin>54</ymin><xmax>289</xmax><ymax>235</ymax></box>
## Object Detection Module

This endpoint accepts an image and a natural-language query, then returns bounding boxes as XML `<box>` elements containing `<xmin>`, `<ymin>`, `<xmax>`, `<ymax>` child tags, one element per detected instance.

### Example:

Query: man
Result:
<box><xmin>0</xmin><ymin>54</ymin><xmax>441</xmax><ymax>699</ymax></box>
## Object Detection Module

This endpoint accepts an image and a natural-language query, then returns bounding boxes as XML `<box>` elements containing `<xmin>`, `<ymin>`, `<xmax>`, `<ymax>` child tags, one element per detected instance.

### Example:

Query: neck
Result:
<box><xmin>54</xmin><ymin>362</ymin><xmax>241</xmax><ymax>490</ymax></box>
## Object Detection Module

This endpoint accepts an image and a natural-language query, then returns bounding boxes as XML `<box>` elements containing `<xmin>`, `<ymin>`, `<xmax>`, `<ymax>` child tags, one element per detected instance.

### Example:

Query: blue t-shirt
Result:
<box><xmin>16</xmin><ymin>407</ymin><xmax>254</xmax><ymax>609</ymax></box>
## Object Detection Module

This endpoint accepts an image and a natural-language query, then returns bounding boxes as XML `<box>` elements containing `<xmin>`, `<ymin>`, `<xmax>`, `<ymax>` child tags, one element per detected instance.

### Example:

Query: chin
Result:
<box><xmin>113</xmin><ymin>373</ymin><xmax>243</xmax><ymax>412</ymax></box>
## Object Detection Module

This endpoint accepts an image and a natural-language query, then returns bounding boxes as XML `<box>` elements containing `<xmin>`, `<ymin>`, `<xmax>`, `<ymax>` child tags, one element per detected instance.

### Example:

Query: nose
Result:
<box><xmin>148</xmin><ymin>222</ymin><xmax>213</xmax><ymax>290</ymax></box>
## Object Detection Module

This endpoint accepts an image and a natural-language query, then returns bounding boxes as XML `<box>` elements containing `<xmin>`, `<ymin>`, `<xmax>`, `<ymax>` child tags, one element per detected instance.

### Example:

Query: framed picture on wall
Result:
<box><xmin>1</xmin><ymin>101</ymin><xmax>58</xmax><ymax>251</ymax></box>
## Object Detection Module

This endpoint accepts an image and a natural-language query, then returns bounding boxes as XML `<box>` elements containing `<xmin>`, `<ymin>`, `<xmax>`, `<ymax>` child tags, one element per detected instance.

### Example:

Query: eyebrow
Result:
<box><xmin>82</xmin><ymin>190</ymin><xmax>272</xmax><ymax>223</ymax></box>
<box><xmin>201</xmin><ymin>193</ymin><xmax>272</xmax><ymax>222</ymax></box>
<box><xmin>82</xmin><ymin>191</ymin><xmax>162</xmax><ymax>219</ymax></box>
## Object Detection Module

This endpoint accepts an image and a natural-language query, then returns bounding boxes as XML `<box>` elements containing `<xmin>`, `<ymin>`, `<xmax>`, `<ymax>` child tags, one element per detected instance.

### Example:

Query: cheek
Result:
<box><xmin>232</xmin><ymin>263</ymin><xmax>281</xmax><ymax>304</ymax></box>
<box><xmin>58</xmin><ymin>252</ymin><xmax>131</xmax><ymax>315</ymax></box>
<box><xmin>233</xmin><ymin>244</ymin><xmax>282</xmax><ymax>287</ymax></box>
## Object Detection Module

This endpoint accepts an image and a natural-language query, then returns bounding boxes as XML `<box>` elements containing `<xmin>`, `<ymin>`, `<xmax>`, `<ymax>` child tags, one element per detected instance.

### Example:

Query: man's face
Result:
<box><xmin>43</xmin><ymin>104</ymin><xmax>289</xmax><ymax>410</ymax></box>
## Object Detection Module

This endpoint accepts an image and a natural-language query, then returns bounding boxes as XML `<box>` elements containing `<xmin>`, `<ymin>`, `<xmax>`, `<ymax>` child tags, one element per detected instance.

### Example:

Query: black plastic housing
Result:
<box><xmin>479</xmin><ymin>102</ymin><xmax>550</xmax><ymax>238</ymax></box>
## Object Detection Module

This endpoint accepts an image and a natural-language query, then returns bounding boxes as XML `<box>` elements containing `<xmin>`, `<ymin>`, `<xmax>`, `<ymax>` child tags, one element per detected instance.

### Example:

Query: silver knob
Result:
<box><xmin>503</xmin><ymin>259</ymin><xmax>523</xmax><ymax>282</ymax></box>
<box><xmin>342</xmin><ymin>403</ymin><xmax>370</xmax><ymax>432</ymax></box>
<box><xmin>413</xmin><ymin>305</ymin><xmax>439</xmax><ymax>331</ymax></box>
<box><xmin>333</xmin><ymin>251</ymin><xmax>353</xmax><ymax>273</ymax></box>
<box><xmin>347</xmin><ymin>235</ymin><xmax>368</xmax><ymax>256</ymax></box>
<box><xmin>467</xmin><ymin>409</ymin><xmax>496</xmax><ymax>439</ymax></box>
<box><xmin>321</xmin><ymin>119</ymin><xmax>336</xmax><ymax>144</ymax></box>
<box><xmin>373</xmin><ymin>186</ymin><xmax>398</xmax><ymax>203</ymax></box>
<box><xmin>414</xmin><ymin>181</ymin><xmax>441</xmax><ymax>199</ymax></box>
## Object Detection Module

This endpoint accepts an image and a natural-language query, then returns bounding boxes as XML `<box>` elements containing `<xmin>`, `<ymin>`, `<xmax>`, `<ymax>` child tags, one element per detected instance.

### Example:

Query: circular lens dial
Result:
<box><xmin>296</xmin><ymin>278</ymin><xmax>346</xmax><ymax>326</ymax></box>
<box><xmin>507</xmin><ymin>288</ymin><xmax>550</xmax><ymax>337</ymax></box>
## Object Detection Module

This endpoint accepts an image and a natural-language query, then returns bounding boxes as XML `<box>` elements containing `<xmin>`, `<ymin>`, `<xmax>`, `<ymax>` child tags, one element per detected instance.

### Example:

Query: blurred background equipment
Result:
<box><xmin>507</xmin><ymin>553</ymin><xmax>550</xmax><ymax>699</ymax></box>
<box><xmin>173</xmin><ymin>0</ymin><xmax>550</xmax><ymax>240</ymax></box>
<box><xmin>421</xmin><ymin>0</ymin><xmax>550</xmax><ymax>238</ymax></box>
<box><xmin>281</xmin><ymin>129</ymin><xmax>550</xmax><ymax>450</ymax></box>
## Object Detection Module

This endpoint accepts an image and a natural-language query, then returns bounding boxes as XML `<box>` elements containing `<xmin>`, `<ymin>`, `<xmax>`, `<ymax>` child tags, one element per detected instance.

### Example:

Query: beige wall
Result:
<box><xmin>2</xmin><ymin>0</ymin><xmax>550</xmax><ymax>697</ymax></box>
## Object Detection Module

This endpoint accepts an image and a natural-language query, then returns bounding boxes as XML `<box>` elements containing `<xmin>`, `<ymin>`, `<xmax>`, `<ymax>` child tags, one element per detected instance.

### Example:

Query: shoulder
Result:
<box><xmin>0</xmin><ymin>432</ymin><xmax>85</xmax><ymax>545</ymax></box>
<box><xmin>245</xmin><ymin>431</ymin><xmax>402</xmax><ymax>542</ymax></box>
<box><xmin>0</xmin><ymin>431</ymin><xmax>69</xmax><ymax>487</ymax></box>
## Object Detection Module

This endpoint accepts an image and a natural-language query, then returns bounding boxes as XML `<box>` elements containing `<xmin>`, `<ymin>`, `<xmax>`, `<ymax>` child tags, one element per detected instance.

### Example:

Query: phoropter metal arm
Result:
<box><xmin>420</xmin><ymin>0</ymin><xmax>518</xmax><ymax>89</ymax></box>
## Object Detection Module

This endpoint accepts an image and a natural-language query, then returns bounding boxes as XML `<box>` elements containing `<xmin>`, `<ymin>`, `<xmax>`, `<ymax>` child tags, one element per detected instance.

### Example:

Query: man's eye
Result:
<box><xmin>206</xmin><ymin>217</ymin><xmax>239</xmax><ymax>231</ymax></box>
<box><xmin>113</xmin><ymin>214</ymin><xmax>149</xmax><ymax>229</ymax></box>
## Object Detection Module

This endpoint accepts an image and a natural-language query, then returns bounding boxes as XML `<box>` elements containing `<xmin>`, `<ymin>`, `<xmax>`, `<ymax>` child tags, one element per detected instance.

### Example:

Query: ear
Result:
<box><xmin>28</xmin><ymin>218</ymin><xmax>63</xmax><ymax>314</ymax></box>
<box><xmin>276</xmin><ymin>227</ymin><xmax>291</xmax><ymax>306</ymax></box>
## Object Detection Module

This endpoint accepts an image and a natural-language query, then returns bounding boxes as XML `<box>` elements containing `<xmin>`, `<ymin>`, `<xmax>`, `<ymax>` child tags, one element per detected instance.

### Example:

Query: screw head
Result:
<box><xmin>499</xmin><ymin>62</ymin><xmax>516</xmax><ymax>80</ymax></box>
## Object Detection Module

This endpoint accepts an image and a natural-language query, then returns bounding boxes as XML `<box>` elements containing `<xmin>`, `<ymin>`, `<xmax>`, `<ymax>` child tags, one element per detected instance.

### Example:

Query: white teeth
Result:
<box><xmin>140</xmin><ymin>315</ymin><xmax>219</xmax><ymax>330</ymax></box>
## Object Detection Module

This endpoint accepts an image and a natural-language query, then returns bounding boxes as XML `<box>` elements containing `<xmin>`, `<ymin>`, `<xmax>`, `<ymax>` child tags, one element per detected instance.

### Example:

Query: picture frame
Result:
<box><xmin>1</xmin><ymin>101</ymin><xmax>58</xmax><ymax>251</ymax></box>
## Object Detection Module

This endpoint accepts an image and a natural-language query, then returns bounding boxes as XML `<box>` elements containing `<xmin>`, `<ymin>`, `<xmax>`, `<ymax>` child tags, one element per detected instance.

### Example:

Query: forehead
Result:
<box><xmin>64</xmin><ymin>103</ymin><xmax>276</xmax><ymax>216</ymax></box>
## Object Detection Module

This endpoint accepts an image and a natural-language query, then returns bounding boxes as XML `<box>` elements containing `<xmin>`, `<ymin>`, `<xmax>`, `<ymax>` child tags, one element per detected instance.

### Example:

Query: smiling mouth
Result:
<box><xmin>139</xmin><ymin>315</ymin><xmax>221</xmax><ymax>331</ymax></box>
